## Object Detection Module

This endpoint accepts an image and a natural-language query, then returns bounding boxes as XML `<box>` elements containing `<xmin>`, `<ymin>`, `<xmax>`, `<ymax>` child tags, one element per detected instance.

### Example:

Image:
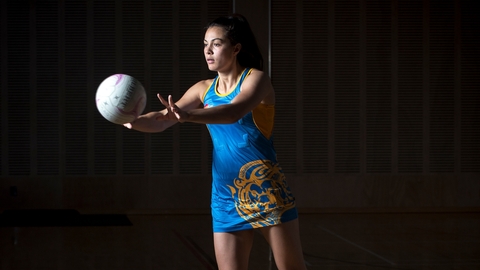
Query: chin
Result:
<box><xmin>207</xmin><ymin>66</ymin><xmax>218</xmax><ymax>72</ymax></box>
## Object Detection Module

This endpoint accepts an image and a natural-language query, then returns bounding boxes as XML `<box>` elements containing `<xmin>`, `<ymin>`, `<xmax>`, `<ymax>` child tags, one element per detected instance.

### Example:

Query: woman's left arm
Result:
<box><xmin>162</xmin><ymin>70</ymin><xmax>274</xmax><ymax>124</ymax></box>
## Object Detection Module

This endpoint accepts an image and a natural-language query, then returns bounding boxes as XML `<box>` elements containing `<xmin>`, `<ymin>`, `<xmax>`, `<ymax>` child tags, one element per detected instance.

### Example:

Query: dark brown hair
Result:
<box><xmin>206</xmin><ymin>14</ymin><xmax>263</xmax><ymax>71</ymax></box>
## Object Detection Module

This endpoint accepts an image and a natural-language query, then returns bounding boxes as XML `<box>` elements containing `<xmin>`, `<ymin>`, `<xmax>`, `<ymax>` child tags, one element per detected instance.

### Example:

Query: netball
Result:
<box><xmin>95</xmin><ymin>74</ymin><xmax>146</xmax><ymax>125</ymax></box>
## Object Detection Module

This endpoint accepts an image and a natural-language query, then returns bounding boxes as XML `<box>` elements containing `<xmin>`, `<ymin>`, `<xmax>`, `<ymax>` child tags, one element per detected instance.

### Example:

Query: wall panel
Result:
<box><xmin>271</xmin><ymin>1</ymin><xmax>298</xmax><ymax>173</ymax></box>
<box><xmin>6</xmin><ymin>1</ymin><xmax>31</xmax><ymax>176</ymax></box>
<box><xmin>302</xmin><ymin>0</ymin><xmax>329</xmax><ymax>174</ymax></box>
<box><xmin>36</xmin><ymin>1</ymin><xmax>60</xmax><ymax>176</ymax></box>
<box><xmin>121</xmin><ymin>1</ymin><xmax>147</xmax><ymax>175</ymax></box>
<box><xmin>92</xmin><ymin>1</ymin><xmax>117</xmax><ymax>175</ymax></box>
<box><xmin>460</xmin><ymin>0</ymin><xmax>480</xmax><ymax>173</ymax></box>
<box><xmin>430</xmin><ymin>0</ymin><xmax>455</xmax><ymax>173</ymax></box>
<box><xmin>150</xmin><ymin>1</ymin><xmax>175</xmax><ymax>175</ymax></box>
<box><xmin>65</xmin><ymin>1</ymin><xmax>89</xmax><ymax>176</ymax></box>
<box><xmin>366</xmin><ymin>0</ymin><xmax>391</xmax><ymax>173</ymax></box>
<box><xmin>333</xmin><ymin>0</ymin><xmax>361</xmax><ymax>173</ymax></box>
<box><xmin>397</xmin><ymin>0</ymin><xmax>423</xmax><ymax>173</ymax></box>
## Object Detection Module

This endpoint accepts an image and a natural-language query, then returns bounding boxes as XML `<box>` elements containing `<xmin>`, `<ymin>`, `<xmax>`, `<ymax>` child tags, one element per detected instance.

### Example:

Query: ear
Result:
<box><xmin>233</xmin><ymin>43</ymin><xmax>242</xmax><ymax>56</ymax></box>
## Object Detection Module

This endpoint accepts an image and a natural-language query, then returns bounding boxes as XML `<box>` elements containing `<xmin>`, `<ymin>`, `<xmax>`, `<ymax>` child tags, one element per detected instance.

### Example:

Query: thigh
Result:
<box><xmin>214</xmin><ymin>229</ymin><xmax>255</xmax><ymax>270</ymax></box>
<box><xmin>259</xmin><ymin>219</ymin><xmax>307</xmax><ymax>270</ymax></box>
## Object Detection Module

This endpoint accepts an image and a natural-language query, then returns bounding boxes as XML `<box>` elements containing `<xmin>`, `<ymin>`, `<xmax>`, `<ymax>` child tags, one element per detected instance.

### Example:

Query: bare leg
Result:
<box><xmin>214</xmin><ymin>229</ymin><xmax>255</xmax><ymax>270</ymax></box>
<box><xmin>259</xmin><ymin>219</ymin><xmax>307</xmax><ymax>270</ymax></box>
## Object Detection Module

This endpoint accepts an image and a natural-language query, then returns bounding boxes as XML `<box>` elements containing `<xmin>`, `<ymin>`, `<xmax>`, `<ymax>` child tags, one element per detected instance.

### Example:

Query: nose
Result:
<box><xmin>204</xmin><ymin>44</ymin><xmax>213</xmax><ymax>55</ymax></box>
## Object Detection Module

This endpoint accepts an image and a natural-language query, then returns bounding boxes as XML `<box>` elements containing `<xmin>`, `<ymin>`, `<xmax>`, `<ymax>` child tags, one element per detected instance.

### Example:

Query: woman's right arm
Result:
<box><xmin>124</xmin><ymin>109</ymin><xmax>177</xmax><ymax>133</ymax></box>
<box><xmin>124</xmin><ymin>79</ymin><xmax>209</xmax><ymax>133</ymax></box>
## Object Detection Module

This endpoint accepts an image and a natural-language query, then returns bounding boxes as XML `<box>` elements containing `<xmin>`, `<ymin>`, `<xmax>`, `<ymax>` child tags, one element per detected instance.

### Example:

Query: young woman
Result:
<box><xmin>125</xmin><ymin>14</ymin><xmax>307</xmax><ymax>270</ymax></box>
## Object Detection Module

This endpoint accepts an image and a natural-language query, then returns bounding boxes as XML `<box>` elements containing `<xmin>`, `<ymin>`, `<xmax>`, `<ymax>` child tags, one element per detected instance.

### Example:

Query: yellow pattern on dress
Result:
<box><xmin>228</xmin><ymin>160</ymin><xmax>296</xmax><ymax>228</ymax></box>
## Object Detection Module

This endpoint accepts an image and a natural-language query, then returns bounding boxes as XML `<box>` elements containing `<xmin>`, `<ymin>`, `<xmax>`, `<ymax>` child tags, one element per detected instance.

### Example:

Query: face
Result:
<box><xmin>204</xmin><ymin>26</ymin><xmax>240</xmax><ymax>71</ymax></box>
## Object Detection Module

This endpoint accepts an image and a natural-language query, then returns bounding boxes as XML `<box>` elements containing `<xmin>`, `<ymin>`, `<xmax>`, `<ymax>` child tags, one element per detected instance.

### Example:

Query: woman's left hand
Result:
<box><xmin>157</xmin><ymin>94</ymin><xmax>189</xmax><ymax>123</ymax></box>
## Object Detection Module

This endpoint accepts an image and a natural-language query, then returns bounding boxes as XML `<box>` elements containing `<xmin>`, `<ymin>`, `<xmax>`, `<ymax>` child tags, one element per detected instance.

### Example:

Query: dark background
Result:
<box><xmin>1</xmin><ymin>0</ymin><xmax>479</xmax><ymax>213</ymax></box>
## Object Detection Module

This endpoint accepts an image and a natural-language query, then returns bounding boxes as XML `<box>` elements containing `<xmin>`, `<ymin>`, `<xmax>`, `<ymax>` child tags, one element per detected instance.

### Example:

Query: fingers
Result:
<box><xmin>168</xmin><ymin>95</ymin><xmax>177</xmax><ymax>112</ymax></box>
<box><xmin>164</xmin><ymin>94</ymin><xmax>185</xmax><ymax>122</ymax></box>
<box><xmin>157</xmin><ymin>93</ymin><xmax>181</xmax><ymax>122</ymax></box>
<box><xmin>157</xmin><ymin>93</ymin><xmax>169</xmax><ymax>107</ymax></box>
<box><xmin>158</xmin><ymin>93</ymin><xmax>177</xmax><ymax>111</ymax></box>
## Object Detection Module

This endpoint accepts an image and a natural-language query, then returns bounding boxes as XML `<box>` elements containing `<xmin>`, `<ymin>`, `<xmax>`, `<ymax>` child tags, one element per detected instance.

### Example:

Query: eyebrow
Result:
<box><xmin>204</xmin><ymin>38</ymin><xmax>224</xmax><ymax>42</ymax></box>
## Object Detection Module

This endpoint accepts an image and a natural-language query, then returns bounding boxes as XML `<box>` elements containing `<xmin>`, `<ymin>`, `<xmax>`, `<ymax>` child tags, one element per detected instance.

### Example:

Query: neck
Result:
<box><xmin>216</xmin><ymin>63</ymin><xmax>245</xmax><ymax>94</ymax></box>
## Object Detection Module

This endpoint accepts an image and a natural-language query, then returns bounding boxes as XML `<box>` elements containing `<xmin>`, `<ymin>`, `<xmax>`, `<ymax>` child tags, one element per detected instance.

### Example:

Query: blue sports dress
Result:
<box><xmin>202</xmin><ymin>68</ymin><xmax>298</xmax><ymax>232</ymax></box>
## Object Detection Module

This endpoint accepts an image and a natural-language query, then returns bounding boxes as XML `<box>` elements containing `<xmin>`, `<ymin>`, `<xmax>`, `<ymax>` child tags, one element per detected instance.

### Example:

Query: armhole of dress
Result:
<box><xmin>245</xmin><ymin>68</ymin><xmax>253</xmax><ymax>77</ymax></box>
<box><xmin>202</xmin><ymin>78</ymin><xmax>216</xmax><ymax>103</ymax></box>
<box><xmin>235</xmin><ymin>68</ymin><xmax>253</xmax><ymax>95</ymax></box>
<box><xmin>242</xmin><ymin>68</ymin><xmax>253</xmax><ymax>83</ymax></box>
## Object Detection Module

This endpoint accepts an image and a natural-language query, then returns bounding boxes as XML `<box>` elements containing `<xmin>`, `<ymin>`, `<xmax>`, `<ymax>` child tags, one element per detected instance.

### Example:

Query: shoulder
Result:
<box><xmin>191</xmin><ymin>78</ymin><xmax>215</xmax><ymax>90</ymax></box>
<box><xmin>245</xmin><ymin>68</ymin><xmax>271</xmax><ymax>84</ymax></box>
<box><xmin>176</xmin><ymin>78</ymin><xmax>216</xmax><ymax>109</ymax></box>
<box><xmin>242</xmin><ymin>68</ymin><xmax>275</xmax><ymax>104</ymax></box>
<box><xmin>246</xmin><ymin>68</ymin><xmax>267</xmax><ymax>79</ymax></box>
<box><xmin>243</xmin><ymin>68</ymin><xmax>273</xmax><ymax>90</ymax></box>
<box><xmin>185</xmin><ymin>78</ymin><xmax>216</xmax><ymax>104</ymax></box>
<box><xmin>187</xmin><ymin>78</ymin><xmax>215</xmax><ymax>96</ymax></box>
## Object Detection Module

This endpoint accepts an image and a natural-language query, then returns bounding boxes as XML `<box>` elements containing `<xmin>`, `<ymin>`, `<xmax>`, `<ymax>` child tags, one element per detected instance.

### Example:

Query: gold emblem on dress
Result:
<box><xmin>228</xmin><ymin>160</ymin><xmax>295</xmax><ymax>228</ymax></box>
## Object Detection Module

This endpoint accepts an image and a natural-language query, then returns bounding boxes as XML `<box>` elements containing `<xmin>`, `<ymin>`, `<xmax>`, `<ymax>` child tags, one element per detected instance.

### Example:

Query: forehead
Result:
<box><xmin>204</xmin><ymin>26</ymin><xmax>227</xmax><ymax>41</ymax></box>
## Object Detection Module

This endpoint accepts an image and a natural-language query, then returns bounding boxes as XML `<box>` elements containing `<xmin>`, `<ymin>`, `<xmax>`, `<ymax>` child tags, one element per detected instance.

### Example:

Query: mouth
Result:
<box><xmin>206</xmin><ymin>59</ymin><xmax>214</xmax><ymax>64</ymax></box>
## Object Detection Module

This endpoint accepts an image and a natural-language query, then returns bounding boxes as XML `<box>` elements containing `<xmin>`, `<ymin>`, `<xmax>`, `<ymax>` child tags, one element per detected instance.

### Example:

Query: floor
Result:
<box><xmin>0</xmin><ymin>212</ymin><xmax>479</xmax><ymax>269</ymax></box>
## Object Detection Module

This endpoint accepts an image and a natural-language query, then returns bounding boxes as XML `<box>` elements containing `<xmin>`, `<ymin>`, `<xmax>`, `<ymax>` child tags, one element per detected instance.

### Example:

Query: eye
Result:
<box><xmin>214</xmin><ymin>43</ymin><xmax>221</xmax><ymax>47</ymax></box>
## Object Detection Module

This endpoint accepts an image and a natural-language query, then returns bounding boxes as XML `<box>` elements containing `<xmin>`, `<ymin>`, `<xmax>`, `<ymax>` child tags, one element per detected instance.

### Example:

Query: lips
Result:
<box><xmin>206</xmin><ymin>59</ymin><xmax>214</xmax><ymax>64</ymax></box>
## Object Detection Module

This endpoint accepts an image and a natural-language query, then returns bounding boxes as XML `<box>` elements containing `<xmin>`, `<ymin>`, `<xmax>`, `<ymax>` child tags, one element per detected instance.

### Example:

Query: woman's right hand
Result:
<box><xmin>123</xmin><ymin>110</ymin><xmax>177</xmax><ymax>133</ymax></box>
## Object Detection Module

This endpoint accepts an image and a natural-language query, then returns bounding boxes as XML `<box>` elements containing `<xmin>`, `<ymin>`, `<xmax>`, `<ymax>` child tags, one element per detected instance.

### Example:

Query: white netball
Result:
<box><xmin>95</xmin><ymin>74</ymin><xmax>146</xmax><ymax>125</ymax></box>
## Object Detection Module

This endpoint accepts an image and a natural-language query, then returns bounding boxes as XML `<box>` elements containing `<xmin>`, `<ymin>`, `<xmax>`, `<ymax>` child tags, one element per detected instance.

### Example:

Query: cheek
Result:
<box><xmin>213</xmin><ymin>49</ymin><xmax>224</xmax><ymax>59</ymax></box>
<box><xmin>218</xmin><ymin>48</ymin><xmax>234</xmax><ymax>59</ymax></box>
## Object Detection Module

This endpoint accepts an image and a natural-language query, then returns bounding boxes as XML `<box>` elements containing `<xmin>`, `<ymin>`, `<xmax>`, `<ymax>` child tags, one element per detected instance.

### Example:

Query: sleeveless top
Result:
<box><xmin>202</xmin><ymin>68</ymin><xmax>297</xmax><ymax>232</ymax></box>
